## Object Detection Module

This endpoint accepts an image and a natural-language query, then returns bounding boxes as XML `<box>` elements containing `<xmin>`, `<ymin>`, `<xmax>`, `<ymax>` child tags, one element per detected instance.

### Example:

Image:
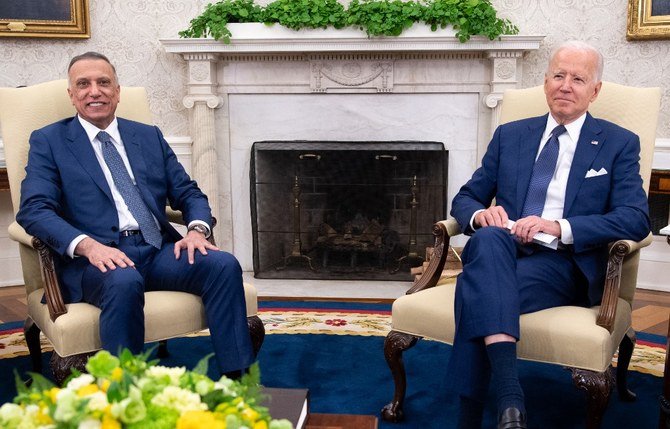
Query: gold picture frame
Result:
<box><xmin>0</xmin><ymin>0</ymin><xmax>89</xmax><ymax>38</ymax></box>
<box><xmin>627</xmin><ymin>0</ymin><xmax>670</xmax><ymax>40</ymax></box>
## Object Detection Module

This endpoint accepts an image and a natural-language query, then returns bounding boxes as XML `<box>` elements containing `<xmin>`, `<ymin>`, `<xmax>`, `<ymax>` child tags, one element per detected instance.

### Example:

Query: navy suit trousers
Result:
<box><xmin>80</xmin><ymin>234</ymin><xmax>255</xmax><ymax>373</ymax></box>
<box><xmin>448</xmin><ymin>226</ymin><xmax>587</xmax><ymax>399</ymax></box>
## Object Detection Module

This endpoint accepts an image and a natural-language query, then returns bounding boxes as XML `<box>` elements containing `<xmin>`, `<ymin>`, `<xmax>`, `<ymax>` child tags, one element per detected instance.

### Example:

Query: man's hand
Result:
<box><xmin>474</xmin><ymin>206</ymin><xmax>509</xmax><ymax>229</ymax></box>
<box><xmin>75</xmin><ymin>237</ymin><xmax>135</xmax><ymax>273</ymax></box>
<box><xmin>174</xmin><ymin>229</ymin><xmax>220</xmax><ymax>264</ymax></box>
<box><xmin>511</xmin><ymin>216</ymin><xmax>561</xmax><ymax>244</ymax></box>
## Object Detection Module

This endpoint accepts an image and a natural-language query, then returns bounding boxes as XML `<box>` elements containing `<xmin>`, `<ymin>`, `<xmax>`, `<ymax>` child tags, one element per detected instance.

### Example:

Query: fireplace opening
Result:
<box><xmin>250</xmin><ymin>141</ymin><xmax>447</xmax><ymax>281</ymax></box>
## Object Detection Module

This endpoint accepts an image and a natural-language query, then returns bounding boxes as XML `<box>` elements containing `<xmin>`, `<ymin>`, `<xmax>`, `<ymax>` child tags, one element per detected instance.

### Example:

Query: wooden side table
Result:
<box><xmin>660</xmin><ymin>225</ymin><xmax>670</xmax><ymax>429</ymax></box>
<box><xmin>0</xmin><ymin>167</ymin><xmax>8</xmax><ymax>191</ymax></box>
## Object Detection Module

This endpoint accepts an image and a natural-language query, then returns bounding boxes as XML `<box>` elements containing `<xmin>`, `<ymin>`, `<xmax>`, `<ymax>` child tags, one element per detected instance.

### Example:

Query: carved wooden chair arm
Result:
<box><xmin>407</xmin><ymin>219</ymin><xmax>461</xmax><ymax>295</ymax></box>
<box><xmin>32</xmin><ymin>237</ymin><xmax>68</xmax><ymax>321</ymax></box>
<box><xmin>8</xmin><ymin>221</ymin><xmax>67</xmax><ymax>322</ymax></box>
<box><xmin>596</xmin><ymin>232</ymin><xmax>653</xmax><ymax>332</ymax></box>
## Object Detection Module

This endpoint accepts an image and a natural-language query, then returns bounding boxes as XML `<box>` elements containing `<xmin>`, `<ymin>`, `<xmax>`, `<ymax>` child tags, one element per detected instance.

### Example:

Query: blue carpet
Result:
<box><xmin>0</xmin><ymin>332</ymin><xmax>662</xmax><ymax>428</ymax></box>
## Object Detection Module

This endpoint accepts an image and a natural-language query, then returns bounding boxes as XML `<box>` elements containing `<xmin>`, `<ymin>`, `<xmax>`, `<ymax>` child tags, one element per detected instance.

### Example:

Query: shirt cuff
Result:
<box><xmin>187</xmin><ymin>220</ymin><xmax>211</xmax><ymax>238</ymax></box>
<box><xmin>469</xmin><ymin>209</ymin><xmax>486</xmax><ymax>230</ymax></box>
<box><xmin>67</xmin><ymin>234</ymin><xmax>88</xmax><ymax>258</ymax></box>
<box><xmin>557</xmin><ymin>219</ymin><xmax>573</xmax><ymax>244</ymax></box>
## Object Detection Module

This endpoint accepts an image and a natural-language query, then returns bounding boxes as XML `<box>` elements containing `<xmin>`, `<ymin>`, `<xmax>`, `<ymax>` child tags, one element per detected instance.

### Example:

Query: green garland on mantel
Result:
<box><xmin>179</xmin><ymin>0</ymin><xmax>519</xmax><ymax>44</ymax></box>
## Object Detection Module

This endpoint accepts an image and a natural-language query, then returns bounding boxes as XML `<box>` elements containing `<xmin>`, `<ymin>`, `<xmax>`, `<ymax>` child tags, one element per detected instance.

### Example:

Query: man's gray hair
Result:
<box><xmin>547</xmin><ymin>41</ymin><xmax>604</xmax><ymax>82</ymax></box>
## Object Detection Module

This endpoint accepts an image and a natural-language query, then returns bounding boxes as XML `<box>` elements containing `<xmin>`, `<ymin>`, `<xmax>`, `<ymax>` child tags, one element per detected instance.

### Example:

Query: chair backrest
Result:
<box><xmin>498</xmin><ymin>82</ymin><xmax>661</xmax><ymax>306</ymax></box>
<box><xmin>0</xmin><ymin>79</ymin><xmax>153</xmax><ymax>295</ymax></box>
<box><xmin>498</xmin><ymin>81</ymin><xmax>661</xmax><ymax>194</ymax></box>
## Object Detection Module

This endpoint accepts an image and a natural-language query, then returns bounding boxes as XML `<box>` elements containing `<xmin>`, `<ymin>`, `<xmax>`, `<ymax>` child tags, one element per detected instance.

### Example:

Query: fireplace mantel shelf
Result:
<box><xmin>161</xmin><ymin>24</ymin><xmax>543</xmax><ymax>55</ymax></box>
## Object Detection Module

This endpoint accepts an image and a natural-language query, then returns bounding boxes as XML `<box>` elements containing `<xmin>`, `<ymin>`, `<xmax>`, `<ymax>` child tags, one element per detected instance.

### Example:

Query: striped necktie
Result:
<box><xmin>98</xmin><ymin>131</ymin><xmax>162</xmax><ymax>248</ymax></box>
<box><xmin>521</xmin><ymin>124</ymin><xmax>567</xmax><ymax>218</ymax></box>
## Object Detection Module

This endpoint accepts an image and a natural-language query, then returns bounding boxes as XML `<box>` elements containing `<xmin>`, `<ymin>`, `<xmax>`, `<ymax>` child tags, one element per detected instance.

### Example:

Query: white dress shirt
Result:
<box><xmin>470</xmin><ymin>112</ymin><xmax>588</xmax><ymax>245</ymax></box>
<box><xmin>66</xmin><ymin>116</ymin><xmax>208</xmax><ymax>257</ymax></box>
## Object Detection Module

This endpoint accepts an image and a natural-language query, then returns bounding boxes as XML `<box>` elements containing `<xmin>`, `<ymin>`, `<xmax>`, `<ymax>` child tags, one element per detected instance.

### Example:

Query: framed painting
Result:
<box><xmin>628</xmin><ymin>0</ymin><xmax>670</xmax><ymax>40</ymax></box>
<box><xmin>0</xmin><ymin>0</ymin><xmax>89</xmax><ymax>38</ymax></box>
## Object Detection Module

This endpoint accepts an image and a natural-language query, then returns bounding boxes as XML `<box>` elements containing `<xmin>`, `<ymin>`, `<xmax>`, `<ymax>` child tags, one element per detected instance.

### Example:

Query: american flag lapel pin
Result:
<box><xmin>590</xmin><ymin>140</ymin><xmax>599</xmax><ymax>145</ymax></box>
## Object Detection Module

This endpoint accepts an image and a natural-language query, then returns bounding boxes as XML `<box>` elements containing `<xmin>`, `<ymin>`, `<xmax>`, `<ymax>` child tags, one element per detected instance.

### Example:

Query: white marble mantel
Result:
<box><xmin>160</xmin><ymin>25</ymin><xmax>544</xmax><ymax>269</ymax></box>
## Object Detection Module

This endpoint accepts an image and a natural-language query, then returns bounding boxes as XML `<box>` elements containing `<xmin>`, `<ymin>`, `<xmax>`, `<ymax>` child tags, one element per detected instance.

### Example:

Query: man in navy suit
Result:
<box><xmin>449</xmin><ymin>41</ymin><xmax>650</xmax><ymax>428</ymax></box>
<box><xmin>16</xmin><ymin>52</ymin><xmax>254</xmax><ymax>376</ymax></box>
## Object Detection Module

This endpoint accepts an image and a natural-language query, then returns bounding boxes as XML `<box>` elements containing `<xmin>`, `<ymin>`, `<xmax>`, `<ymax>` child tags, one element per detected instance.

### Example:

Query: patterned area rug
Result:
<box><xmin>0</xmin><ymin>302</ymin><xmax>665</xmax><ymax>377</ymax></box>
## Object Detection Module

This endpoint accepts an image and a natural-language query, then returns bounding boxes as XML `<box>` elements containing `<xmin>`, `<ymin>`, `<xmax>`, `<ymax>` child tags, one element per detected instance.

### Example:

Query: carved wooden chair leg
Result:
<box><xmin>616</xmin><ymin>329</ymin><xmax>637</xmax><ymax>401</ymax></box>
<box><xmin>381</xmin><ymin>330</ymin><xmax>420</xmax><ymax>423</ymax></box>
<box><xmin>157</xmin><ymin>340</ymin><xmax>169</xmax><ymax>358</ymax></box>
<box><xmin>24</xmin><ymin>318</ymin><xmax>43</xmax><ymax>373</ymax></box>
<box><xmin>50</xmin><ymin>352</ymin><xmax>96</xmax><ymax>386</ymax></box>
<box><xmin>248</xmin><ymin>315</ymin><xmax>265</xmax><ymax>357</ymax></box>
<box><xmin>571</xmin><ymin>367</ymin><xmax>614</xmax><ymax>429</ymax></box>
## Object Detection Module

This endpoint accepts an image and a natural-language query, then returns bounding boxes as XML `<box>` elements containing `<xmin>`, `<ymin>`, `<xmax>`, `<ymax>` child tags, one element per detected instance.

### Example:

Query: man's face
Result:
<box><xmin>67</xmin><ymin>58</ymin><xmax>120</xmax><ymax>129</ymax></box>
<box><xmin>544</xmin><ymin>48</ymin><xmax>602</xmax><ymax>125</ymax></box>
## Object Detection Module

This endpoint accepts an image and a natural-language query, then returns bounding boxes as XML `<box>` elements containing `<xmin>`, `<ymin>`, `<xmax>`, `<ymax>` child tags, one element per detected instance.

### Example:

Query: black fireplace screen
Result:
<box><xmin>250</xmin><ymin>141</ymin><xmax>447</xmax><ymax>281</ymax></box>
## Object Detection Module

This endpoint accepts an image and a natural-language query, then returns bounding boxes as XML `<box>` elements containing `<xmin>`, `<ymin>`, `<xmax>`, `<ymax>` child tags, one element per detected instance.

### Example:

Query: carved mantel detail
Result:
<box><xmin>310</xmin><ymin>59</ymin><xmax>394</xmax><ymax>93</ymax></box>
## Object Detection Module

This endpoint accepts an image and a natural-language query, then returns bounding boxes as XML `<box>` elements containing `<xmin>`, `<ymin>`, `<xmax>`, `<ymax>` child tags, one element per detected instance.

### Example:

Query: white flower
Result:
<box><xmin>151</xmin><ymin>386</ymin><xmax>207</xmax><ymax>414</ymax></box>
<box><xmin>110</xmin><ymin>386</ymin><xmax>146</xmax><ymax>424</ymax></box>
<box><xmin>85</xmin><ymin>392</ymin><xmax>109</xmax><ymax>412</ymax></box>
<box><xmin>214</xmin><ymin>376</ymin><xmax>235</xmax><ymax>394</ymax></box>
<box><xmin>0</xmin><ymin>403</ymin><xmax>24</xmax><ymax>428</ymax></box>
<box><xmin>145</xmin><ymin>365</ymin><xmax>186</xmax><ymax>385</ymax></box>
<box><xmin>78</xmin><ymin>418</ymin><xmax>102</xmax><ymax>429</ymax></box>
<box><xmin>54</xmin><ymin>389</ymin><xmax>79</xmax><ymax>422</ymax></box>
<box><xmin>66</xmin><ymin>374</ymin><xmax>96</xmax><ymax>391</ymax></box>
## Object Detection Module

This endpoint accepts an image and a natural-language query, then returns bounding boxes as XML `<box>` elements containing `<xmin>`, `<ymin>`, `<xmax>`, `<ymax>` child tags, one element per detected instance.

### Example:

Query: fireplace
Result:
<box><xmin>160</xmin><ymin>29</ymin><xmax>542</xmax><ymax>274</ymax></box>
<box><xmin>251</xmin><ymin>141</ymin><xmax>447</xmax><ymax>280</ymax></box>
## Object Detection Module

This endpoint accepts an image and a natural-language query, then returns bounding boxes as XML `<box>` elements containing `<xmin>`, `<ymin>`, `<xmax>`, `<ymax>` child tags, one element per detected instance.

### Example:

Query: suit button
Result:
<box><xmin>111</xmin><ymin>226</ymin><xmax>119</xmax><ymax>232</ymax></box>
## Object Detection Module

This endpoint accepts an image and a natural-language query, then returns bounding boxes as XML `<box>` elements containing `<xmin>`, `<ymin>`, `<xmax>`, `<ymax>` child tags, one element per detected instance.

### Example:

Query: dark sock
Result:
<box><xmin>487</xmin><ymin>341</ymin><xmax>525</xmax><ymax>417</ymax></box>
<box><xmin>458</xmin><ymin>395</ymin><xmax>484</xmax><ymax>429</ymax></box>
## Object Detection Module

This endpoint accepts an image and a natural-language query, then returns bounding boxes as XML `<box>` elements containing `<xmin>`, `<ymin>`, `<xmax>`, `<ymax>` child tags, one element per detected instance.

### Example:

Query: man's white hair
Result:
<box><xmin>547</xmin><ymin>40</ymin><xmax>604</xmax><ymax>82</ymax></box>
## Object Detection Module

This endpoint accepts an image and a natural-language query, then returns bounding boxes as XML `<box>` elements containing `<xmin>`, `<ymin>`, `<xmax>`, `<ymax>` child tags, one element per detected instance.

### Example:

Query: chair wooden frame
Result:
<box><xmin>381</xmin><ymin>222</ymin><xmax>650</xmax><ymax>428</ymax></box>
<box><xmin>23</xmin><ymin>215</ymin><xmax>266</xmax><ymax>384</ymax></box>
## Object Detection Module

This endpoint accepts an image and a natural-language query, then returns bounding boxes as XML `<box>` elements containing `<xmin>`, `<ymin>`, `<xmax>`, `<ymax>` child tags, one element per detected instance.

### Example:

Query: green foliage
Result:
<box><xmin>263</xmin><ymin>0</ymin><xmax>348</xmax><ymax>30</ymax></box>
<box><xmin>347</xmin><ymin>0</ymin><xmax>424</xmax><ymax>37</ymax></box>
<box><xmin>178</xmin><ymin>0</ymin><xmax>264</xmax><ymax>42</ymax></box>
<box><xmin>423</xmin><ymin>0</ymin><xmax>518</xmax><ymax>42</ymax></box>
<box><xmin>180</xmin><ymin>0</ymin><xmax>518</xmax><ymax>42</ymax></box>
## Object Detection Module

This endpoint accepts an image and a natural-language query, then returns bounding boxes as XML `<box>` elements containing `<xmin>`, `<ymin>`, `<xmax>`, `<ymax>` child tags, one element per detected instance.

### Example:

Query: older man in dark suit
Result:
<box><xmin>17</xmin><ymin>52</ymin><xmax>254</xmax><ymax>375</ymax></box>
<box><xmin>449</xmin><ymin>41</ymin><xmax>650</xmax><ymax>428</ymax></box>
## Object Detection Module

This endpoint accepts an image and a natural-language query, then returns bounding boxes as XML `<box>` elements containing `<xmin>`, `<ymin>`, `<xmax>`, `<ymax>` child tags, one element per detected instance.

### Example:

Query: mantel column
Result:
<box><xmin>484</xmin><ymin>51</ymin><xmax>524</xmax><ymax>131</ymax></box>
<box><xmin>182</xmin><ymin>54</ymin><xmax>226</xmax><ymax>246</ymax></box>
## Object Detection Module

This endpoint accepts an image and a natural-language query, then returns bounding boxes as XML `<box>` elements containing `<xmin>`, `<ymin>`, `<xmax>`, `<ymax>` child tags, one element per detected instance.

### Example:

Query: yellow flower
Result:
<box><xmin>253</xmin><ymin>420</ymin><xmax>268</xmax><ymax>429</ymax></box>
<box><xmin>100</xmin><ymin>379</ymin><xmax>111</xmax><ymax>392</ymax></box>
<box><xmin>177</xmin><ymin>410</ymin><xmax>226</xmax><ymax>429</ymax></box>
<box><xmin>78</xmin><ymin>384</ymin><xmax>100</xmax><ymax>397</ymax></box>
<box><xmin>35</xmin><ymin>406</ymin><xmax>53</xmax><ymax>424</ymax></box>
<box><xmin>111</xmin><ymin>367</ymin><xmax>124</xmax><ymax>382</ymax></box>
<box><xmin>102</xmin><ymin>414</ymin><xmax>122</xmax><ymax>429</ymax></box>
<box><xmin>241</xmin><ymin>407</ymin><xmax>259</xmax><ymax>422</ymax></box>
<box><xmin>46</xmin><ymin>387</ymin><xmax>61</xmax><ymax>403</ymax></box>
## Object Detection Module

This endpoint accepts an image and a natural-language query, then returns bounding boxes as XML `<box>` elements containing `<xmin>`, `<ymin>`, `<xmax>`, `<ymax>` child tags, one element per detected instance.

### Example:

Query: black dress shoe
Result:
<box><xmin>498</xmin><ymin>407</ymin><xmax>527</xmax><ymax>429</ymax></box>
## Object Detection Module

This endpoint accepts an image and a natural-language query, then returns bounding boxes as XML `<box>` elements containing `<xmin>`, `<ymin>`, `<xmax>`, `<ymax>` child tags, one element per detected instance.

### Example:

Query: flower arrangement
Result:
<box><xmin>0</xmin><ymin>349</ymin><xmax>293</xmax><ymax>429</ymax></box>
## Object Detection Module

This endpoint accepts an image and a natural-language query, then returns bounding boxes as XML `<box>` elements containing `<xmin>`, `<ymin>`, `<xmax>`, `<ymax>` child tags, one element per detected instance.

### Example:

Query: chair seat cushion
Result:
<box><xmin>28</xmin><ymin>282</ymin><xmax>259</xmax><ymax>357</ymax></box>
<box><xmin>391</xmin><ymin>279</ymin><xmax>632</xmax><ymax>372</ymax></box>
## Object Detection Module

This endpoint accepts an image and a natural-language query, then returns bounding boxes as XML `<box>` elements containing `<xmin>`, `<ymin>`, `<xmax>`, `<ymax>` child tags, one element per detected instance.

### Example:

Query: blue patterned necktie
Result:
<box><xmin>521</xmin><ymin>124</ymin><xmax>567</xmax><ymax>218</ymax></box>
<box><xmin>98</xmin><ymin>131</ymin><xmax>162</xmax><ymax>249</ymax></box>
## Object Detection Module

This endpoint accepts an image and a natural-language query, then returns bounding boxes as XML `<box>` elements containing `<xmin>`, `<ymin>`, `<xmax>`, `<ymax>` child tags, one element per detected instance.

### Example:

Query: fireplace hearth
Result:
<box><xmin>251</xmin><ymin>141</ymin><xmax>447</xmax><ymax>281</ymax></box>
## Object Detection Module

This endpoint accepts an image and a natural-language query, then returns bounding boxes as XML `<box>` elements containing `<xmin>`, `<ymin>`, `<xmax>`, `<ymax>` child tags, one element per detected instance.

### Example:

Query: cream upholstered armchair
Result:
<box><xmin>381</xmin><ymin>82</ymin><xmax>661</xmax><ymax>428</ymax></box>
<box><xmin>0</xmin><ymin>80</ymin><xmax>265</xmax><ymax>384</ymax></box>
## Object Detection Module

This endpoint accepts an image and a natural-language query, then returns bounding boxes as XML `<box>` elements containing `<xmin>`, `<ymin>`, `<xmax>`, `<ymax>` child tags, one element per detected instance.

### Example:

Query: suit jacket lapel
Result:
<box><xmin>118</xmin><ymin>119</ymin><xmax>164</xmax><ymax>223</ymax></box>
<box><xmin>65</xmin><ymin>118</ymin><xmax>114</xmax><ymax>203</ymax></box>
<box><xmin>514</xmin><ymin>115</ymin><xmax>547</xmax><ymax>218</ymax></box>
<box><xmin>563</xmin><ymin>113</ymin><xmax>604</xmax><ymax>216</ymax></box>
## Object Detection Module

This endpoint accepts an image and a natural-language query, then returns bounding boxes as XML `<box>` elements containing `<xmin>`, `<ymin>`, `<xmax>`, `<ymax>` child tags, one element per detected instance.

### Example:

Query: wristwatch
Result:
<box><xmin>188</xmin><ymin>224</ymin><xmax>209</xmax><ymax>237</ymax></box>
